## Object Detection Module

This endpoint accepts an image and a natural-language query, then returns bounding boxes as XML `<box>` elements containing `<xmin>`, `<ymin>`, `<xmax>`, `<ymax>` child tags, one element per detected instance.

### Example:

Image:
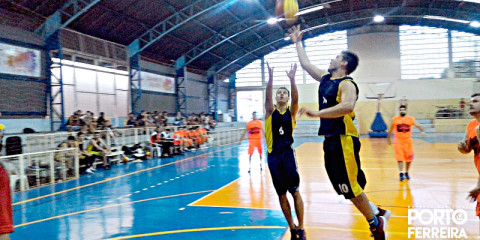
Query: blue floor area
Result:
<box><xmin>10</xmin><ymin>144</ymin><xmax>288</xmax><ymax>240</ymax></box>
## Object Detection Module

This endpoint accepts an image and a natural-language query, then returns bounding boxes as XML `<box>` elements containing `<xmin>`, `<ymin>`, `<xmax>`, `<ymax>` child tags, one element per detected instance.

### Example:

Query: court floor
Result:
<box><xmin>10</xmin><ymin>135</ymin><xmax>480</xmax><ymax>240</ymax></box>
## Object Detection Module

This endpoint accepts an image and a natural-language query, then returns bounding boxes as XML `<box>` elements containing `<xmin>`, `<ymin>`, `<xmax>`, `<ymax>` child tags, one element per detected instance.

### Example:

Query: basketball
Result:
<box><xmin>146</xmin><ymin>151</ymin><xmax>151</xmax><ymax>156</ymax></box>
<box><xmin>275</xmin><ymin>0</ymin><xmax>299</xmax><ymax>26</ymax></box>
<box><xmin>122</xmin><ymin>156</ymin><xmax>129</xmax><ymax>163</ymax></box>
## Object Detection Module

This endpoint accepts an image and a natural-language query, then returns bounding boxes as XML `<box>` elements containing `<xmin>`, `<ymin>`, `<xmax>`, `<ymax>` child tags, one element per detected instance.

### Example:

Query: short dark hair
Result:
<box><xmin>276</xmin><ymin>87</ymin><xmax>290</xmax><ymax>97</ymax></box>
<box><xmin>472</xmin><ymin>93</ymin><xmax>480</xmax><ymax>98</ymax></box>
<box><xmin>77</xmin><ymin>132</ymin><xmax>84</xmax><ymax>137</ymax></box>
<box><xmin>341</xmin><ymin>50</ymin><xmax>359</xmax><ymax>74</ymax></box>
<box><xmin>67</xmin><ymin>136</ymin><xmax>75</xmax><ymax>141</ymax></box>
<box><xmin>399</xmin><ymin>105</ymin><xmax>407</xmax><ymax>110</ymax></box>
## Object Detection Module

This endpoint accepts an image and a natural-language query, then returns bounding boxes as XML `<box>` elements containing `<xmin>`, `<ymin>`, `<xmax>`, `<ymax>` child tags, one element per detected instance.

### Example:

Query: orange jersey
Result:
<box><xmin>247</xmin><ymin>120</ymin><xmax>263</xmax><ymax>139</ymax></box>
<box><xmin>391</xmin><ymin>115</ymin><xmax>415</xmax><ymax>141</ymax></box>
<box><xmin>466</xmin><ymin>119</ymin><xmax>480</xmax><ymax>174</ymax></box>
<box><xmin>173</xmin><ymin>131</ymin><xmax>183</xmax><ymax>139</ymax></box>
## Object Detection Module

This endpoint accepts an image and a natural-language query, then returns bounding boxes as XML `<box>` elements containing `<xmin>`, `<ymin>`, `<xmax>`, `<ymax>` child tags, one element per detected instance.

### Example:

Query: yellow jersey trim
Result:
<box><xmin>265</xmin><ymin>114</ymin><xmax>273</xmax><ymax>154</ymax></box>
<box><xmin>340</xmin><ymin>135</ymin><xmax>363</xmax><ymax>197</ymax></box>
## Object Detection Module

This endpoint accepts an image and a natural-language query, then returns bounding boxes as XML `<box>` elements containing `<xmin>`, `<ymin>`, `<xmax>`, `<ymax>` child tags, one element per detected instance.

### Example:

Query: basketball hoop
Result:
<box><xmin>365</xmin><ymin>82</ymin><xmax>395</xmax><ymax>100</ymax></box>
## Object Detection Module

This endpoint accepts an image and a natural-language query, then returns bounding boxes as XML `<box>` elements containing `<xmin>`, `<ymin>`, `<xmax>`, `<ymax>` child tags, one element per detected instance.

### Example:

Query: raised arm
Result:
<box><xmin>265</xmin><ymin>62</ymin><xmax>275</xmax><ymax>120</ymax></box>
<box><xmin>286</xmin><ymin>63</ymin><xmax>299</xmax><ymax>118</ymax></box>
<box><xmin>288</xmin><ymin>25</ymin><xmax>327</xmax><ymax>81</ymax></box>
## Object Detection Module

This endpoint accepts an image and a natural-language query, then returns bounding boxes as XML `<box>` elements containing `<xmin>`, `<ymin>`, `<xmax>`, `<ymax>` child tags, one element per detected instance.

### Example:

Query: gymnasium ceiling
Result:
<box><xmin>1</xmin><ymin>0</ymin><xmax>480</xmax><ymax>78</ymax></box>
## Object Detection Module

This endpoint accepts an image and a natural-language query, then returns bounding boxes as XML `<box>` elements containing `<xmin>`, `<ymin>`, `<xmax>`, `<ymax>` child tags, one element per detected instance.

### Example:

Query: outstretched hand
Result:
<box><xmin>287</xmin><ymin>25</ymin><xmax>305</xmax><ymax>43</ymax></box>
<box><xmin>298</xmin><ymin>107</ymin><xmax>315</xmax><ymax>117</ymax></box>
<box><xmin>286</xmin><ymin>63</ymin><xmax>297</xmax><ymax>80</ymax></box>
<box><xmin>267</xmin><ymin>61</ymin><xmax>274</xmax><ymax>78</ymax></box>
<box><xmin>468</xmin><ymin>187</ymin><xmax>480</xmax><ymax>202</ymax></box>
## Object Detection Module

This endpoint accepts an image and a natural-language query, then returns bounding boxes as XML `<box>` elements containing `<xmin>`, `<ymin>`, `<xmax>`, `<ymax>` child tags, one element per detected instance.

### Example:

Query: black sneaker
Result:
<box><xmin>370</xmin><ymin>216</ymin><xmax>387</xmax><ymax>240</ymax></box>
<box><xmin>399</xmin><ymin>173</ymin><xmax>405</xmax><ymax>181</ymax></box>
<box><xmin>290</xmin><ymin>228</ymin><xmax>299</xmax><ymax>240</ymax></box>
<box><xmin>376</xmin><ymin>207</ymin><xmax>391</xmax><ymax>220</ymax></box>
<box><xmin>297</xmin><ymin>228</ymin><xmax>306</xmax><ymax>240</ymax></box>
<box><xmin>405</xmin><ymin>172</ymin><xmax>410</xmax><ymax>180</ymax></box>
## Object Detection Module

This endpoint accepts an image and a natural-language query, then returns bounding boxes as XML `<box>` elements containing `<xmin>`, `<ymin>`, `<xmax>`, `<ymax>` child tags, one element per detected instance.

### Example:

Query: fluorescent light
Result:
<box><xmin>267</xmin><ymin>17</ymin><xmax>277</xmax><ymax>25</ymax></box>
<box><xmin>304</xmin><ymin>23</ymin><xmax>329</xmax><ymax>32</ymax></box>
<box><xmin>470</xmin><ymin>20</ymin><xmax>480</xmax><ymax>28</ymax></box>
<box><xmin>423</xmin><ymin>15</ymin><xmax>470</xmax><ymax>24</ymax></box>
<box><xmin>295</xmin><ymin>5</ymin><xmax>324</xmax><ymax>16</ymax></box>
<box><xmin>456</xmin><ymin>0</ymin><xmax>480</xmax><ymax>3</ymax></box>
<box><xmin>373</xmin><ymin>15</ymin><xmax>385</xmax><ymax>23</ymax></box>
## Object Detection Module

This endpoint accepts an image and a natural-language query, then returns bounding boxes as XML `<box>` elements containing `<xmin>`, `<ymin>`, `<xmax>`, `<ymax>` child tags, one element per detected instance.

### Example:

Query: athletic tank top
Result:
<box><xmin>265</xmin><ymin>107</ymin><xmax>295</xmax><ymax>155</ymax></box>
<box><xmin>318</xmin><ymin>74</ymin><xmax>358</xmax><ymax>137</ymax></box>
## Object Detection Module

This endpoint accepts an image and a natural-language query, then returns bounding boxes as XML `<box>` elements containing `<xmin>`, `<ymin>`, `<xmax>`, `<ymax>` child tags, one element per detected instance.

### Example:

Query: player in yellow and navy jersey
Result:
<box><xmin>289</xmin><ymin>24</ymin><xmax>389</xmax><ymax>240</ymax></box>
<box><xmin>264</xmin><ymin>62</ymin><xmax>306</xmax><ymax>240</ymax></box>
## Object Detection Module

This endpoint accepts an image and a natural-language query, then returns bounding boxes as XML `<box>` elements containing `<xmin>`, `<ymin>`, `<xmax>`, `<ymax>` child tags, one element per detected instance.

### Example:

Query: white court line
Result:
<box><xmin>188</xmin><ymin>178</ymin><xmax>240</xmax><ymax>206</ymax></box>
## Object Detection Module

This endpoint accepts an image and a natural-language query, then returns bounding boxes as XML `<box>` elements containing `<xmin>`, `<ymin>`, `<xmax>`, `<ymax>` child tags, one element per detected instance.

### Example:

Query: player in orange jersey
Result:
<box><xmin>199</xmin><ymin>127</ymin><xmax>209</xmax><ymax>148</ymax></box>
<box><xmin>172</xmin><ymin>129</ymin><xmax>186</xmax><ymax>153</ymax></box>
<box><xmin>179</xmin><ymin>127</ymin><xmax>194</xmax><ymax>150</ymax></box>
<box><xmin>239</xmin><ymin>111</ymin><xmax>264</xmax><ymax>173</ymax></box>
<box><xmin>458</xmin><ymin>93</ymin><xmax>480</xmax><ymax>219</ymax></box>
<box><xmin>387</xmin><ymin>105</ymin><xmax>425</xmax><ymax>181</ymax></box>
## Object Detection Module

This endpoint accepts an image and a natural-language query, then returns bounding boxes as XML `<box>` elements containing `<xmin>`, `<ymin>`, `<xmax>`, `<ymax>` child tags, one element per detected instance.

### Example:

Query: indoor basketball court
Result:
<box><xmin>1</xmin><ymin>0</ymin><xmax>480</xmax><ymax>240</ymax></box>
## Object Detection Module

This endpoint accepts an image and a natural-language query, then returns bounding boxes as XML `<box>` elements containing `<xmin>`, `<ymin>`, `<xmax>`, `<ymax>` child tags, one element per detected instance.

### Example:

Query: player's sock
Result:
<box><xmin>368</xmin><ymin>216</ymin><xmax>379</xmax><ymax>229</ymax></box>
<box><xmin>369</xmin><ymin>201</ymin><xmax>380</xmax><ymax>215</ymax></box>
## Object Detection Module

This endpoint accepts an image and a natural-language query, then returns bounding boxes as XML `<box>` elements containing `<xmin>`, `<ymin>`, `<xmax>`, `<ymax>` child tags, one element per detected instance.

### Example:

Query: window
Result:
<box><xmin>452</xmin><ymin>30</ymin><xmax>480</xmax><ymax>78</ymax></box>
<box><xmin>235</xmin><ymin>59</ymin><xmax>262</xmax><ymax>87</ymax></box>
<box><xmin>399</xmin><ymin>26</ymin><xmax>449</xmax><ymax>79</ymax></box>
<box><xmin>264</xmin><ymin>44</ymin><xmax>303</xmax><ymax>86</ymax></box>
<box><xmin>234</xmin><ymin>31</ymin><xmax>347</xmax><ymax>86</ymax></box>
<box><xmin>304</xmin><ymin>31</ymin><xmax>348</xmax><ymax>83</ymax></box>
<box><xmin>52</xmin><ymin>58</ymin><xmax>129</xmax><ymax>118</ymax></box>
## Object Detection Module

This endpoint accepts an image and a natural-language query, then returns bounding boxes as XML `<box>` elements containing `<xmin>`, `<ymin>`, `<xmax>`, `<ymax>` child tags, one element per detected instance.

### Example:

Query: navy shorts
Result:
<box><xmin>323</xmin><ymin>135</ymin><xmax>366</xmax><ymax>199</ymax></box>
<box><xmin>267</xmin><ymin>147</ymin><xmax>300</xmax><ymax>196</ymax></box>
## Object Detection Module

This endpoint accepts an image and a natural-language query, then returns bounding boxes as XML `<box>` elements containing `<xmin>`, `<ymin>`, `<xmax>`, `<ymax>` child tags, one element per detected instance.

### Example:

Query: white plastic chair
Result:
<box><xmin>10</xmin><ymin>173</ymin><xmax>29</xmax><ymax>191</ymax></box>
<box><xmin>151</xmin><ymin>143</ymin><xmax>162</xmax><ymax>158</ymax></box>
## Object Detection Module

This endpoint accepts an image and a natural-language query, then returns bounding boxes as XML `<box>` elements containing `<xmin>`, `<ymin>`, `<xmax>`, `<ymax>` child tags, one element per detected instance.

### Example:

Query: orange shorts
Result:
<box><xmin>248</xmin><ymin>138</ymin><xmax>262</xmax><ymax>155</ymax></box>
<box><xmin>173</xmin><ymin>140</ymin><xmax>183</xmax><ymax>145</ymax></box>
<box><xmin>394</xmin><ymin>138</ymin><xmax>414</xmax><ymax>162</ymax></box>
<box><xmin>477</xmin><ymin>197</ymin><xmax>480</xmax><ymax>217</ymax></box>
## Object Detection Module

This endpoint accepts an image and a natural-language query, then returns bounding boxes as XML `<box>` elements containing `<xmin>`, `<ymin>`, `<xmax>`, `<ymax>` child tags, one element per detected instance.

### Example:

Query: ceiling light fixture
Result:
<box><xmin>470</xmin><ymin>20</ymin><xmax>480</xmax><ymax>28</ymax></box>
<box><xmin>423</xmin><ymin>15</ymin><xmax>470</xmax><ymax>24</ymax></box>
<box><xmin>455</xmin><ymin>0</ymin><xmax>480</xmax><ymax>3</ymax></box>
<box><xmin>373</xmin><ymin>15</ymin><xmax>385</xmax><ymax>23</ymax></box>
<box><xmin>267</xmin><ymin>17</ymin><xmax>278</xmax><ymax>24</ymax></box>
<box><xmin>295</xmin><ymin>5</ymin><xmax>324</xmax><ymax>16</ymax></box>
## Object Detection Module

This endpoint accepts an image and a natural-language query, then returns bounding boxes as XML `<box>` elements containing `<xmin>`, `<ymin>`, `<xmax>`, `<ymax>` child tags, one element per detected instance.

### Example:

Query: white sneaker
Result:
<box><xmin>86</xmin><ymin>168</ymin><xmax>94</xmax><ymax>174</ymax></box>
<box><xmin>89</xmin><ymin>167</ymin><xmax>96</xmax><ymax>172</ymax></box>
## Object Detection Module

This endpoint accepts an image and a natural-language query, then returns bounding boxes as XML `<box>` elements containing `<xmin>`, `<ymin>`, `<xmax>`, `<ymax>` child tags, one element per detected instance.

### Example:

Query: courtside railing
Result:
<box><xmin>4</xmin><ymin>127</ymin><xmax>241</xmax><ymax>192</ymax></box>
<box><xmin>24</xmin><ymin>126</ymin><xmax>206</xmax><ymax>153</ymax></box>
<box><xmin>209</xmin><ymin>128</ymin><xmax>244</xmax><ymax>146</ymax></box>
<box><xmin>0</xmin><ymin>148</ymin><xmax>78</xmax><ymax>191</ymax></box>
